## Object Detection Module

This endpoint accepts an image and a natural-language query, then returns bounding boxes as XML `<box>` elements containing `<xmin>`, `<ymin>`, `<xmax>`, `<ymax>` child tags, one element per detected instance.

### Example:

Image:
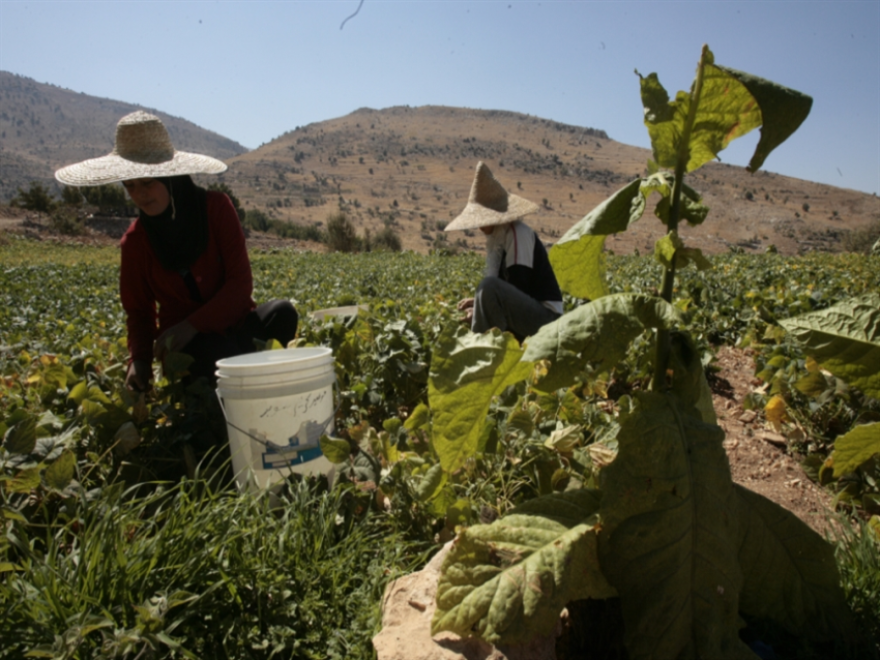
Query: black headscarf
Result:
<box><xmin>138</xmin><ymin>175</ymin><xmax>210</xmax><ymax>271</ymax></box>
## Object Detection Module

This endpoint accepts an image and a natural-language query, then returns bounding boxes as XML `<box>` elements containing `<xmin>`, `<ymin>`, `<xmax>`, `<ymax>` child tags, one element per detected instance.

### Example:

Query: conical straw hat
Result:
<box><xmin>444</xmin><ymin>161</ymin><xmax>539</xmax><ymax>231</ymax></box>
<box><xmin>55</xmin><ymin>111</ymin><xmax>227</xmax><ymax>186</ymax></box>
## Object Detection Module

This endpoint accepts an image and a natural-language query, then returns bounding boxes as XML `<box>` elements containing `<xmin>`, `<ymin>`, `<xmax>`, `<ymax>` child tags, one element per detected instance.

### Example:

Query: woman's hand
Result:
<box><xmin>153</xmin><ymin>320</ymin><xmax>197</xmax><ymax>361</ymax></box>
<box><xmin>125</xmin><ymin>360</ymin><xmax>152</xmax><ymax>393</ymax></box>
<box><xmin>457</xmin><ymin>297</ymin><xmax>475</xmax><ymax>325</ymax></box>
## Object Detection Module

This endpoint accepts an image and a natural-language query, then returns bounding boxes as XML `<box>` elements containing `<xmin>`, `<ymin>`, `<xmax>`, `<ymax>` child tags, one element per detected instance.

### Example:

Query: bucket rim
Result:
<box><xmin>216</xmin><ymin>346</ymin><xmax>332</xmax><ymax>374</ymax></box>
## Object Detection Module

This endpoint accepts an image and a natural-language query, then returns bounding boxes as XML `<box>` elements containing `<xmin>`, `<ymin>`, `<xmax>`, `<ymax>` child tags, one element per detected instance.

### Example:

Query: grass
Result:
<box><xmin>0</xmin><ymin>473</ymin><xmax>431</xmax><ymax>659</ymax></box>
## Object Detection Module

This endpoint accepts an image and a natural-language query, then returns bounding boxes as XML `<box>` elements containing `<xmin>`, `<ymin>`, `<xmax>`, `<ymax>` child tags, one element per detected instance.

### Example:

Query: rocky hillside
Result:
<box><xmin>217</xmin><ymin>105</ymin><xmax>879</xmax><ymax>255</ymax></box>
<box><xmin>1</xmin><ymin>73</ymin><xmax>877</xmax><ymax>256</ymax></box>
<box><xmin>0</xmin><ymin>71</ymin><xmax>247</xmax><ymax>200</ymax></box>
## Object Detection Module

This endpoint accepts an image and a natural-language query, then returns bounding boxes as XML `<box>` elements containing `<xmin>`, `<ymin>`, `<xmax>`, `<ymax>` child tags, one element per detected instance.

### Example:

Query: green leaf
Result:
<box><xmin>597</xmin><ymin>390</ymin><xmax>752</xmax><ymax>659</ymax></box>
<box><xmin>735</xmin><ymin>485</ymin><xmax>857</xmax><ymax>641</ymax></box>
<box><xmin>639</xmin><ymin>47</ymin><xmax>810</xmax><ymax>174</ymax></box>
<box><xmin>432</xmin><ymin>489</ymin><xmax>613</xmax><ymax>644</ymax></box>
<box><xmin>429</xmin><ymin>326</ymin><xmax>533</xmax><ymax>474</ymax></box>
<box><xmin>522</xmin><ymin>293</ymin><xmax>681</xmax><ymax>392</ymax></box>
<box><xmin>43</xmin><ymin>449</ymin><xmax>76</xmax><ymax>491</ymax></box>
<box><xmin>652</xmin><ymin>180</ymin><xmax>710</xmax><ymax>227</ymax></box>
<box><xmin>414</xmin><ymin>462</ymin><xmax>445</xmax><ymax>502</ymax></box>
<box><xmin>319</xmin><ymin>435</ymin><xmax>351</xmax><ymax>464</ymax></box>
<box><xmin>779</xmin><ymin>293</ymin><xmax>880</xmax><ymax>399</ymax></box>
<box><xmin>716</xmin><ymin>64</ymin><xmax>813</xmax><ymax>173</ymax></box>
<box><xmin>404</xmin><ymin>402</ymin><xmax>430</xmax><ymax>431</ymax></box>
<box><xmin>8</xmin><ymin>466</ymin><xmax>42</xmax><ymax>493</ymax></box>
<box><xmin>549</xmin><ymin>178</ymin><xmax>644</xmax><ymax>300</ymax></box>
<box><xmin>831</xmin><ymin>422</ymin><xmax>880</xmax><ymax>477</ymax></box>
<box><xmin>655</xmin><ymin>231</ymin><xmax>713</xmax><ymax>272</ymax></box>
<box><xmin>3</xmin><ymin>417</ymin><xmax>37</xmax><ymax>455</ymax></box>
<box><xmin>668</xmin><ymin>332</ymin><xmax>716</xmax><ymax>425</ymax></box>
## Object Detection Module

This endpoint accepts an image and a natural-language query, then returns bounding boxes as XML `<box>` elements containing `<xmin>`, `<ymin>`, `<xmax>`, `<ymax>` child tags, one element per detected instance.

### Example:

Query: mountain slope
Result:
<box><xmin>218</xmin><ymin>105</ymin><xmax>879</xmax><ymax>255</ymax></box>
<box><xmin>1</xmin><ymin>73</ymin><xmax>876</xmax><ymax>256</ymax></box>
<box><xmin>0</xmin><ymin>71</ymin><xmax>247</xmax><ymax>200</ymax></box>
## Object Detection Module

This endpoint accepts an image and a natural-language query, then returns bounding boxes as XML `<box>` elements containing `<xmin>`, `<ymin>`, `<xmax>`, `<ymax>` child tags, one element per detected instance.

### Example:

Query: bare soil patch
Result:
<box><xmin>711</xmin><ymin>345</ymin><xmax>835</xmax><ymax>535</ymax></box>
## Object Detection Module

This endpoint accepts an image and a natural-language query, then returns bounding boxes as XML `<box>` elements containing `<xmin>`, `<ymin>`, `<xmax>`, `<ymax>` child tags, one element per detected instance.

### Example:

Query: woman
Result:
<box><xmin>445</xmin><ymin>162</ymin><xmax>563</xmax><ymax>342</ymax></box>
<box><xmin>55</xmin><ymin>111</ymin><xmax>298</xmax><ymax>392</ymax></box>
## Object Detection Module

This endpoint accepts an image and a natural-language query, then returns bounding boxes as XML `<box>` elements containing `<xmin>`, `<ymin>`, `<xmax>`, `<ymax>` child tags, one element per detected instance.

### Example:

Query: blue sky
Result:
<box><xmin>1</xmin><ymin>0</ymin><xmax>878</xmax><ymax>194</ymax></box>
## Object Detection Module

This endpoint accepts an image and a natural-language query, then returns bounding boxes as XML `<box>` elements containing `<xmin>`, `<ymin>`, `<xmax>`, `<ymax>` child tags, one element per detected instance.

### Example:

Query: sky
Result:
<box><xmin>1</xmin><ymin>0</ymin><xmax>878</xmax><ymax>195</ymax></box>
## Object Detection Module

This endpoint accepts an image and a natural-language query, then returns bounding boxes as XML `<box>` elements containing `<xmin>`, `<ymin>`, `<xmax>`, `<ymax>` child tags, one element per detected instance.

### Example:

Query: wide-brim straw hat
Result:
<box><xmin>55</xmin><ymin>111</ymin><xmax>227</xmax><ymax>186</ymax></box>
<box><xmin>444</xmin><ymin>161</ymin><xmax>538</xmax><ymax>231</ymax></box>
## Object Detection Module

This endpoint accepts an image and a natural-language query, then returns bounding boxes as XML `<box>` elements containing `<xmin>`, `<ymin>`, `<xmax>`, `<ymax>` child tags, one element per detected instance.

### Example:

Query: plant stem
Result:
<box><xmin>652</xmin><ymin>44</ymin><xmax>709</xmax><ymax>391</ymax></box>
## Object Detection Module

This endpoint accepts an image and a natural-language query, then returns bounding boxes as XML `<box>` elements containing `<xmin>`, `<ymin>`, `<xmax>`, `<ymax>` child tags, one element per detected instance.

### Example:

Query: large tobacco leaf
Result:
<box><xmin>595</xmin><ymin>388</ymin><xmax>856</xmax><ymax>658</ymax></box>
<box><xmin>549</xmin><ymin>178</ymin><xmax>643</xmax><ymax>300</ymax></box>
<box><xmin>432</xmin><ymin>489</ymin><xmax>614</xmax><ymax>644</ymax></box>
<box><xmin>429</xmin><ymin>325</ymin><xmax>533</xmax><ymax>474</ymax></box>
<box><xmin>735</xmin><ymin>485</ymin><xmax>858</xmax><ymax>642</ymax></box>
<box><xmin>522</xmin><ymin>293</ymin><xmax>681</xmax><ymax>392</ymax></box>
<box><xmin>640</xmin><ymin>46</ymin><xmax>812</xmax><ymax>174</ymax></box>
<box><xmin>779</xmin><ymin>292</ymin><xmax>880</xmax><ymax>399</ymax></box>
<box><xmin>597</xmin><ymin>390</ymin><xmax>753</xmax><ymax>660</ymax></box>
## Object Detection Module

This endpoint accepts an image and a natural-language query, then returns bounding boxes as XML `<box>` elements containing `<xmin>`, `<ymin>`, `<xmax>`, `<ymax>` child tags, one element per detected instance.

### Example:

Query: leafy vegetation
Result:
<box><xmin>1</xmin><ymin>234</ymin><xmax>879</xmax><ymax>657</ymax></box>
<box><xmin>3</xmin><ymin>46</ymin><xmax>880</xmax><ymax>657</ymax></box>
<box><xmin>421</xmin><ymin>45</ymin><xmax>877</xmax><ymax>658</ymax></box>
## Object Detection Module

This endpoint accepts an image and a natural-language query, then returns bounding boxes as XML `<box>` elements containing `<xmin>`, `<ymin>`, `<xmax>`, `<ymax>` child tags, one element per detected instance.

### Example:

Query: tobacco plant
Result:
<box><xmin>427</xmin><ymin>46</ymin><xmax>864</xmax><ymax>657</ymax></box>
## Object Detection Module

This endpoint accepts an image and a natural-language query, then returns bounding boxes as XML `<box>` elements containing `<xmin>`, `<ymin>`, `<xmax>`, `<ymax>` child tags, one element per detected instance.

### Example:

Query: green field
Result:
<box><xmin>2</xmin><ymin>237</ymin><xmax>879</xmax><ymax>658</ymax></box>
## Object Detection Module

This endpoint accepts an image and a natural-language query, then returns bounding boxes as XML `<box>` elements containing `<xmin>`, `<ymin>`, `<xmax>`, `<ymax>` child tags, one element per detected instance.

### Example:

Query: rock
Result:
<box><xmin>373</xmin><ymin>541</ymin><xmax>559</xmax><ymax>660</ymax></box>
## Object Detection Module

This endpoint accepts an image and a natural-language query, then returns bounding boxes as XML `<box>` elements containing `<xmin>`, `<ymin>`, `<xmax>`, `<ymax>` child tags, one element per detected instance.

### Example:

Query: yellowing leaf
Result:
<box><xmin>765</xmin><ymin>395</ymin><xmax>789</xmax><ymax>425</ymax></box>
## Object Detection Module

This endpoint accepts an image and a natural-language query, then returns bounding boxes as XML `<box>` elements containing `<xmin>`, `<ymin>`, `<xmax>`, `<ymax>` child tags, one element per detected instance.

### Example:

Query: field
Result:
<box><xmin>1</xmin><ymin>235</ymin><xmax>879</xmax><ymax>659</ymax></box>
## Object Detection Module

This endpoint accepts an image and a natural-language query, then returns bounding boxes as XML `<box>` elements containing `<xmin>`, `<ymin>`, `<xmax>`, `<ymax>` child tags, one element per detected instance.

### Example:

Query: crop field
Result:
<box><xmin>1</xmin><ymin>236</ymin><xmax>879</xmax><ymax>659</ymax></box>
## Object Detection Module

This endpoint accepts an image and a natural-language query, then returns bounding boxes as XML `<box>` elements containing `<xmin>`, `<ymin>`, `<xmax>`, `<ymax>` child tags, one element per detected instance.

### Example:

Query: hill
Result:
<box><xmin>218</xmin><ymin>105</ymin><xmax>879</xmax><ymax>255</ymax></box>
<box><xmin>0</xmin><ymin>71</ymin><xmax>248</xmax><ymax>201</ymax></box>
<box><xmin>1</xmin><ymin>74</ymin><xmax>877</xmax><ymax>256</ymax></box>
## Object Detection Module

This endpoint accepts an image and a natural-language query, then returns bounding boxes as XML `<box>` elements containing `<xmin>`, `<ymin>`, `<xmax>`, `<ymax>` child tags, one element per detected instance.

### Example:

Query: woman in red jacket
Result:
<box><xmin>56</xmin><ymin>111</ymin><xmax>297</xmax><ymax>392</ymax></box>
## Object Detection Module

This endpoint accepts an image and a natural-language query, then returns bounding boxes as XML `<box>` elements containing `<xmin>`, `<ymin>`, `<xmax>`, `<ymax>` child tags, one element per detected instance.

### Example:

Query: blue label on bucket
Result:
<box><xmin>262</xmin><ymin>443</ymin><xmax>324</xmax><ymax>469</ymax></box>
<box><xmin>261</xmin><ymin>418</ymin><xmax>329</xmax><ymax>470</ymax></box>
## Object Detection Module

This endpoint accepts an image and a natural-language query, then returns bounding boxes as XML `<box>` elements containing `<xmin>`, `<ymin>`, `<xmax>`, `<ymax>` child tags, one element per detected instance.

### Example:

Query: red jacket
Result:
<box><xmin>119</xmin><ymin>191</ymin><xmax>255</xmax><ymax>364</ymax></box>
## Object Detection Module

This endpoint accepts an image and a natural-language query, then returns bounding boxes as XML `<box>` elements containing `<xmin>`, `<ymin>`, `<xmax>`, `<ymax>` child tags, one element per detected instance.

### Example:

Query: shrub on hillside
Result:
<box><xmin>841</xmin><ymin>220</ymin><xmax>880</xmax><ymax>254</ymax></box>
<box><xmin>326</xmin><ymin>212</ymin><xmax>360</xmax><ymax>253</ymax></box>
<box><xmin>372</xmin><ymin>226</ymin><xmax>402</xmax><ymax>252</ymax></box>
<box><xmin>9</xmin><ymin>181</ymin><xmax>56</xmax><ymax>213</ymax></box>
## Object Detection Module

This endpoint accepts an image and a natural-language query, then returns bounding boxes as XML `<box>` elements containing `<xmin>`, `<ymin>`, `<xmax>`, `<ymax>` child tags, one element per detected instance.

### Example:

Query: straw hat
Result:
<box><xmin>444</xmin><ymin>161</ymin><xmax>538</xmax><ymax>231</ymax></box>
<box><xmin>55</xmin><ymin>111</ymin><xmax>227</xmax><ymax>186</ymax></box>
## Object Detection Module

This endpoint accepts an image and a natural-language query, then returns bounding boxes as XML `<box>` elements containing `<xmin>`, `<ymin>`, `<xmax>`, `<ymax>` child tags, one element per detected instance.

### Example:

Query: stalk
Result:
<box><xmin>652</xmin><ymin>45</ymin><xmax>709</xmax><ymax>391</ymax></box>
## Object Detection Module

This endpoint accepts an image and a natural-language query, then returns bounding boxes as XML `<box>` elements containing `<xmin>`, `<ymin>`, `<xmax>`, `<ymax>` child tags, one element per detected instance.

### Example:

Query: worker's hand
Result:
<box><xmin>153</xmin><ymin>320</ymin><xmax>197</xmax><ymax>361</ymax></box>
<box><xmin>457</xmin><ymin>298</ymin><xmax>475</xmax><ymax>325</ymax></box>
<box><xmin>125</xmin><ymin>360</ymin><xmax>152</xmax><ymax>393</ymax></box>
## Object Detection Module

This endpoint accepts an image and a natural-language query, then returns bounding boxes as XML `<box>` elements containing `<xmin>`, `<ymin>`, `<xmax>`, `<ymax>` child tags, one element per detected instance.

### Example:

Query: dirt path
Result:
<box><xmin>711</xmin><ymin>345</ymin><xmax>836</xmax><ymax>535</ymax></box>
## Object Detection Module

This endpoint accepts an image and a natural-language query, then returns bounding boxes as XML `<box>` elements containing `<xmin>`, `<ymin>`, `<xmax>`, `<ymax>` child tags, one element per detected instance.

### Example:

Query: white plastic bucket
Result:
<box><xmin>216</xmin><ymin>347</ymin><xmax>336</xmax><ymax>491</ymax></box>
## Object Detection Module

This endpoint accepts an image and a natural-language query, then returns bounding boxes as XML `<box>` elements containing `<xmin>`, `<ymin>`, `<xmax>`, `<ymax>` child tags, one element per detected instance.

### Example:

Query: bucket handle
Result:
<box><xmin>216</xmin><ymin>378</ymin><xmax>342</xmax><ymax>454</ymax></box>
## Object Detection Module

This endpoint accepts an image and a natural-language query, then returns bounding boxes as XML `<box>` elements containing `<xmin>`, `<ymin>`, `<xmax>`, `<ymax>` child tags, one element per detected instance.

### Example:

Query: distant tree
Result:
<box><xmin>60</xmin><ymin>186</ymin><xmax>84</xmax><ymax>206</ymax></box>
<box><xmin>208</xmin><ymin>182</ymin><xmax>244</xmax><ymax>220</ymax></box>
<box><xmin>325</xmin><ymin>212</ymin><xmax>359</xmax><ymax>253</ymax></box>
<box><xmin>372</xmin><ymin>226</ymin><xmax>402</xmax><ymax>252</ymax></box>
<box><xmin>78</xmin><ymin>184</ymin><xmax>133</xmax><ymax>215</ymax></box>
<box><xmin>243</xmin><ymin>208</ymin><xmax>271</xmax><ymax>233</ymax></box>
<box><xmin>10</xmin><ymin>181</ymin><xmax>56</xmax><ymax>213</ymax></box>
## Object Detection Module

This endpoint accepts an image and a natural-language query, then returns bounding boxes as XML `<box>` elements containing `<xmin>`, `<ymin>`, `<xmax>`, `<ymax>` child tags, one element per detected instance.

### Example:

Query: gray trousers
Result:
<box><xmin>471</xmin><ymin>276</ymin><xmax>560</xmax><ymax>342</ymax></box>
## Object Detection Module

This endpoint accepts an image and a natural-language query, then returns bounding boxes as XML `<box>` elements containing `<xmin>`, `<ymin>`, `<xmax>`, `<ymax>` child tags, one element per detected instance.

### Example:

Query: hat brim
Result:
<box><xmin>55</xmin><ymin>150</ymin><xmax>227</xmax><ymax>186</ymax></box>
<box><xmin>444</xmin><ymin>193</ymin><xmax>539</xmax><ymax>231</ymax></box>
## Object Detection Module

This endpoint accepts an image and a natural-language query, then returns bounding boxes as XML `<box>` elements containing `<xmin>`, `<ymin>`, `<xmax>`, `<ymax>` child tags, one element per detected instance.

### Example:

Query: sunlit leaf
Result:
<box><xmin>522</xmin><ymin>293</ymin><xmax>681</xmax><ymax>392</ymax></box>
<box><xmin>831</xmin><ymin>422</ymin><xmax>880</xmax><ymax>477</ymax></box>
<box><xmin>549</xmin><ymin>178</ymin><xmax>644</xmax><ymax>300</ymax></box>
<box><xmin>779</xmin><ymin>293</ymin><xmax>880</xmax><ymax>399</ymax></box>
<box><xmin>429</xmin><ymin>326</ymin><xmax>532</xmax><ymax>474</ymax></box>
<box><xmin>433</xmin><ymin>489</ymin><xmax>613</xmax><ymax>644</ymax></box>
